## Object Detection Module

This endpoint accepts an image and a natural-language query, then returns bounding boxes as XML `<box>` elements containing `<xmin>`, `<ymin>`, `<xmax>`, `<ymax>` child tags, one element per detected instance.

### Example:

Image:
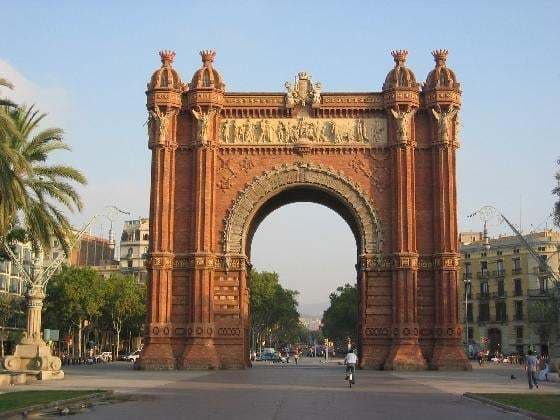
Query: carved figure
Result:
<box><xmin>356</xmin><ymin>119</ymin><xmax>369</xmax><ymax>143</ymax></box>
<box><xmin>230</xmin><ymin>120</ymin><xmax>238</xmax><ymax>144</ymax></box>
<box><xmin>311</xmin><ymin>82</ymin><xmax>321</xmax><ymax>105</ymax></box>
<box><xmin>390</xmin><ymin>107</ymin><xmax>416</xmax><ymax>143</ymax></box>
<box><xmin>243</xmin><ymin>119</ymin><xmax>254</xmax><ymax>143</ymax></box>
<box><xmin>191</xmin><ymin>106</ymin><xmax>215</xmax><ymax>142</ymax></box>
<box><xmin>431</xmin><ymin>105</ymin><xmax>458</xmax><ymax>143</ymax></box>
<box><xmin>148</xmin><ymin>107</ymin><xmax>174</xmax><ymax>144</ymax></box>
<box><xmin>285</xmin><ymin>82</ymin><xmax>296</xmax><ymax>107</ymax></box>
<box><xmin>221</xmin><ymin>120</ymin><xmax>230</xmax><ymax>144</ymax></box>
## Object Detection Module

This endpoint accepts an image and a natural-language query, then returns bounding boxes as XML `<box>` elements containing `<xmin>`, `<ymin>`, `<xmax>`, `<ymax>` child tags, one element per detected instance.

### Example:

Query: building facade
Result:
<box><xmin>0</xmin><ymin>242</ymin><xmax>32</xmax><ymax>297</ymax></box>
<box><xmin>139</xmin><ymin>48</ymin><xmax>469</xmax><ymax>371</ymax></box>
<box><xmin>120</xmin><ymin>218</ymin><xmax>149</xmax><ymax>284</ymax></box>
<box><xmin>459</xmin><ymin>230</ymin><xmax>560</xmax><ymax>356</ymax></box>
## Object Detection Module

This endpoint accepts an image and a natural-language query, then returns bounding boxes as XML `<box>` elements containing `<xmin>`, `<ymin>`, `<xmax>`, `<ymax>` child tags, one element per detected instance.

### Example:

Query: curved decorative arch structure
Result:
<box><xmin>222</xmin><ymin>162</ymin><xmax>383</xmax><ymax>257</ymax></box>
<box><xmin>139</xmin><ymin>50</ymin><xmax>470</xmax><ymax>372</ymax></box>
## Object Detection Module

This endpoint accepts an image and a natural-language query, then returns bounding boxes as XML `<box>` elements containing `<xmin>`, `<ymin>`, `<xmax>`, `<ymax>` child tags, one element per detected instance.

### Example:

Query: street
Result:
<box><xmin>22</xmin><ymin>359</ymin><xmax>558</xmax><ymax>419</ymax></box>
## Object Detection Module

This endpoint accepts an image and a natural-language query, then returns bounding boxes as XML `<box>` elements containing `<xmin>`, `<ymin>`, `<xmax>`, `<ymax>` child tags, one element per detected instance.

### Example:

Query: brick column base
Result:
<box><xmin>385</xmin><ymin>342</ymin><xmax>427</xmax><ymax>370</ymax></box>
<box><xmin>181</xmin><ymin>339</ymin><xmax>221</xmax><ymax>369</ymax></box>
<box><xmin>431</xmin><ymin>340</ymin><xmax>471</xmax><ymax>370</ymax></box>
<box><xmin>138</xmin><ymin>341</ymin><xmax>176</xmax><ymax>370</ymax></box>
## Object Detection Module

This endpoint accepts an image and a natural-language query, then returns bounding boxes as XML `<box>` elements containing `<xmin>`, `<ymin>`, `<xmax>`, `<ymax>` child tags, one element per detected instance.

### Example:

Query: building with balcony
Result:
<box><xmin>119</xmin><ymin>218</ymin><xmax>149</xmax><ymax>284</ymax></box>
<box><xmin>459</xmin><ymin>230</ymin><xmax>560</xmax><ymax>356</ymax></box>
<box><xmin>0</xmin><ymin>242</ymin><xmax>33</xmax><ymax>297</ymax></box>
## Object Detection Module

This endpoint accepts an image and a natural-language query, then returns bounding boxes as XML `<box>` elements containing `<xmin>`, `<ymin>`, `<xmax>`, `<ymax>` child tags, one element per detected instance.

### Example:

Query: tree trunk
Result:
<box><xmin>115</xmin><ymin>327</ymin><xmax>121</xmax><ymax>359</ymax></box>
<box><xmin>78</xmin><ymin>319</ymin><xmax>83</xmax><ymax>358</ymax></box>
<box><xmin>1</xmin><ymin>327</ymin><xmax>4</xmax><ymax>358</ymax></box>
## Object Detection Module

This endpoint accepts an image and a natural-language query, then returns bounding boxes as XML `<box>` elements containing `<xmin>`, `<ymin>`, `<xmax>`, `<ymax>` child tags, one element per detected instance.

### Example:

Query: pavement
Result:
<box><xmin>4</xmin><ymin>359</ymin><xmax>560</xmax><ymax>419</ymax></box>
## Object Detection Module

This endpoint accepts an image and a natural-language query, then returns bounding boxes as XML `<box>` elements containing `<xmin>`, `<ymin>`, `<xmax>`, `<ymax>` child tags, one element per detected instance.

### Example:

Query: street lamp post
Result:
<box><xmin>2</xmin><ymin>205</ymin><xmax>129</xmax><ymax>380</ymax></box>
<box><xmin>464</xmin><ymin>277</ymin><xmax>471</xmax><ymax>355</ymax></box>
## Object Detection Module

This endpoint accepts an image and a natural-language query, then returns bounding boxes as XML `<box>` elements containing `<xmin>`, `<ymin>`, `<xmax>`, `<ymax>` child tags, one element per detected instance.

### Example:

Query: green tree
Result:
<box><xmin>249</xmin><ymin>270</ymin><xmax>300</xmax><ymax>349</ymax></box>
<box><xmin>528</xmin><ymin>297</ymin><xmax>559</xmax><ymax>353</ymax></box>
<box><xmin>44</xmin><ymin>266</ymin><xmax>105</xmax><ymax>356</ymax></box>
<box><xmin>322</xmin><ymin>283</ymin><xmax>358</xmax><ymax>345</ymax></box>
<box><xmin>0</xmin><ymin>103</ymin><xmax>86</xmax><ymax>253</ymax></box>
<box><xmin>102</xmin><ymin>274</ymin><xmax>145</xmax><ymax>358</ymax></box>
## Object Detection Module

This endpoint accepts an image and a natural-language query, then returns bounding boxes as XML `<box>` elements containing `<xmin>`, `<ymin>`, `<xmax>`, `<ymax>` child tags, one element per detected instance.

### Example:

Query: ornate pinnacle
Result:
<box><xmin>432</xmin><ymin>49</ymin><xmax>449</xmax><ymax>66</ymax></box>
<box><xmin>391</xmin><ymin>50</ymin><xmax>408</xmax><ymax>65</ymax></box>
<box><xmin>159</xmin><ymin>50</ymin><xmax>176</xmax><ymax>66</ymax></box>
<box><xmin>200</xmin><ymin>50</ymin><xmax>216</xmax><ymax>66</ymax></box>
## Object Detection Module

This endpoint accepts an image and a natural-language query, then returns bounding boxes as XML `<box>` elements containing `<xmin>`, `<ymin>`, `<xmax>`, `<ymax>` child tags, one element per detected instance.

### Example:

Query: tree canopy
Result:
<box><xmin>249</xmin><ymin>270</ymin><xmax>301</xmax><ymax>347</ymax></box>
<box><xmin>321</xmin><ymin>283</ymin><xmax>358</xmax><ymax>345</ymax></box>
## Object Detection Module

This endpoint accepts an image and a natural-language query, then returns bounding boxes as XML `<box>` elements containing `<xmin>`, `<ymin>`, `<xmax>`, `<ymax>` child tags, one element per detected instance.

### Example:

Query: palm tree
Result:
<box><xmin>0</xmin><ymin>104</ymin><xmax>86</xmax><ymax>254</ymax></box>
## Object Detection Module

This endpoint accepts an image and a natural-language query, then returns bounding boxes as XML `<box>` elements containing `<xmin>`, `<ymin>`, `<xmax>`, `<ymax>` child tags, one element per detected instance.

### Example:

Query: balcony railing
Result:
<box><xmin>492</xmin><ymin>315</ymin><xmax>509</xmax><ymax>324</ymax></box>
<box><xmin>477</xmin><ymin>271</ymin><xmax>489</xmax><ymax>279</ymax></box>
<box><xmin>493</xmin><ymin>269</ymin><xmax>506</xmax><ymax>278</ymax></box>
<box><xmin>512</xmin><ymin>267</ymin><xmax>522</xmax><ymax>275</ymax></box>
<box><xmin>477</xmin><ymin>292</ymin><xmax>490</xmax><ymax>300</ymax></box>
<box><xmin>527</xmin><ymin>289</ymin><xmax>551</xmax><ymax>298</ymax></box>
<box><xmin>492</xmin><ymin>291</ymin><xmax>507</xmax><ymax>299</ymax></box>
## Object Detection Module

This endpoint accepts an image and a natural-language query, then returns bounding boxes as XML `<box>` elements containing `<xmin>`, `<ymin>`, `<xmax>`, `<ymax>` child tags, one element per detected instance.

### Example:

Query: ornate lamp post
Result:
<box><xmin>2</xmin><ymin>206</ymin><xmax>128</xmax><ymax>380</ymax></box>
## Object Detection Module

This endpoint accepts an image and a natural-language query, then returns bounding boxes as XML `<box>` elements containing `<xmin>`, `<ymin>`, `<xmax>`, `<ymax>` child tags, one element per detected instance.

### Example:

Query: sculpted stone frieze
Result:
<box><xmin>219</xmin><ymin>116</ymin><xmax>387</xmax><ymax>146</ymax></box>
<box><xmin>222</xmin><ymin>162</ymin><xmax>383</xmax><ymax>256</ymax></box>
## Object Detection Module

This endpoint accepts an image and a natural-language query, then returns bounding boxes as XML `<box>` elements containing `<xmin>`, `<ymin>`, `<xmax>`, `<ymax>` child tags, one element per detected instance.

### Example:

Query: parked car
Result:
<box><xmin>122</xmin><ymin>349</ymin><xmax>141</xmax><ymax>362</ymax></box>
<box><xmin>260</xmin><ymin>352</ymin><xmax>276</xmax><ymax>362</ymax></box>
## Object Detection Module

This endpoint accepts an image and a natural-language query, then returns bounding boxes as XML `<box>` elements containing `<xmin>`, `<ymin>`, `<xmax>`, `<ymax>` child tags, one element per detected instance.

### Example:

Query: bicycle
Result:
<box><xmin>345</xmin><ymin>364</ymin><xmax>356</xmax><ymax>388</ymax></box>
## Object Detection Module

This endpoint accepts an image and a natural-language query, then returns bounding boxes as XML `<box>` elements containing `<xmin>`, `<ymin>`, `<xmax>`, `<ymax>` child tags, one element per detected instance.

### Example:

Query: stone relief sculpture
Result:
<box><xmin>148</xmin><ymin>107</ymin><xmax>176</xmax><ymax>144</ymax></box>
<box><xmin>431</xmin><ymin>105</ymin><xmax>459</xmax><ymax>143</ymax></box>
<box><xmin>191</xmin><ymin>106</ymin><xmax>216</xmax><ymax>143</ymax></box>
<box><xmin>311</xmin><ymin>82</ymin><xmax>322</xmax><ymax>105</ymax></box>
<box><xmin>285</xmin><ymin>82</ymin><xmax>296</xmax><ymax>107</ymax></box>
<box><xmin>219</xmin><ymin>117</ymin><xmax>387</xmax><ymax>145</ymax></box>
<box><xmin>390</xmin><ymin>107</ymin><xmax>416</xmax><ymax>143</ymax></box>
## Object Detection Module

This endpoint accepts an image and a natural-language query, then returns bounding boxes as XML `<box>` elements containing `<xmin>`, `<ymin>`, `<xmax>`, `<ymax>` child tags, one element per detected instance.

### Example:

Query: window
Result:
<box><xmin>465</xmin><ymin>282</ymin><xmax>472</xmax><ymax>299</ymax></box>
<box><xmin>465</xmin><ymin>262</ymin><xmax>472</xmax><ymax>278</ymax></box>
<box><xmin>480</xmin><ymin>282</ymin><xmax>489</xmax><ymax>295</ymax></box>
<box><xmin>468</xmin><ymin>327</ymin><xmax>474</xmax><ymax>340</ymax></box>
<box><xmin>479</xmin><ymin>303</ymin><xmax>489</xmax><ymax>321</ymax></box>
<box><xmin>127</xmin><ymin>248</ymin><xmax>133</xmax><ymax>258</ymax></box>
<box><xmin>497</xmin><ymin>251</ymin><xmax>502</xmax><ymax>256</ymax></box>
<box><xmin>515</xmin><ymin>301</ymin><xmax>523</xmax><ymax>321</ymax></box>
<box><xmin>481</xmin><ymin>252</ymin><xmax>487</xmax><ymax>257</ymax></box>
<box><xmin>143</xmin><ymin>234</ymin><xmax>149</xmax><ymax>241</ymax></box>
<box><xmin>538</xmin><ymin>247</ymin><xmax>546</xmax><ymax>252</ymax></box>
<box><xmin>513</xmin><ymin>248</ymin><xmax>520</xmax><ymax>254</ymax></box>
<box><xmin>539</xmin><ymin>277</ymin><xmax>548</xmax><ymax>292</ymax></box>
<box><xmin>496</xmin><ymin>302</ymin><xmax>507</xmax><ymax>322</ymax></box>
<box><xmin>0</xmin><ymin>275</ymin><xmax>7</xmax><ymax>291</ymax></box>
<box><xmin>515</xmin><ymin>326</ymin><xmax>523</xmax><ymax>340</ymax></box>
<box><xmin>514</xmin><ymin>279</ymin><xmax>522</xmax><ymax>296</ymax></box>
<box><xmin>513</xmin><ymin>257</ymin><xmax>521</xmax><ymax>274</ymax></box>
<box><xmin>127</xmin><ymin>260</ymin><xmax>133</xmax><ymax>269</ymax></box>
<box><xmin>496</xmin><ymin>260</ymin><xmax>504</xmax><ymax>275</ymax></box>
<box><xmin>480</xmin><ymin>261</ymin><xmax>488</xmax><ymax>275</ymax></box>
<box><xmin>8</xmin><ymin>278</ymin><xmax>18</xmax><ymax>294</ymax></box>
<box><xmin>497</xmin><ymin>280</ymin><xmax>505</xmax><ymax>296</ymax></box>
<box><xmin>465</xmin><ymin>253</ymin><xmax>471</xmax><ymax>259</ymax></box>
<box><xmin>467</xmin><ymin>303</ymin><xmax>473</xmax><ymax>322</ymax></box>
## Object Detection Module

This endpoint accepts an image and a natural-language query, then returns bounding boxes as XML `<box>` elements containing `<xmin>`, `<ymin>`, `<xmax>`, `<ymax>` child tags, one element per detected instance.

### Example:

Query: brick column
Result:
<box><xmin>384</xmin><ymin>107</ymin><xmax>427</xmax><ymax>370</ymax></box>
<box><xmin>140</xmin><ymin>107</ymin><xmax>179</xmax><ymax>370</ymax></box>
<box><xmin>429</xmin><ymin>108</ymin><xmax>470</xmax><ymax>369</ymax></box>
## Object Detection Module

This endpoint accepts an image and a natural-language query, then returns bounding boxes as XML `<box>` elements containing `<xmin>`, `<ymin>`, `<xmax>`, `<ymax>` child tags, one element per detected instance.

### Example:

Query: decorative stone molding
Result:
<box><xmin>222</xmin><ymin>162</ymin><xmax>383</xmax><ymax>256</ymax></box>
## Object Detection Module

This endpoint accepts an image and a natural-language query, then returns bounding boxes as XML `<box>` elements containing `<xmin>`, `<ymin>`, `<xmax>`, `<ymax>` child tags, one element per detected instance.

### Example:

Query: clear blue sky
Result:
<box><xmin>1</xmin><ymin>1</ymin><xmax>559</xmax><ymax>313</ymax></box>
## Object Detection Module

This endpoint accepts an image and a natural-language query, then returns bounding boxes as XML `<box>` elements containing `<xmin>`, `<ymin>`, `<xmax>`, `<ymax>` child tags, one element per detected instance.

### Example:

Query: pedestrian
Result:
<box><xmin>294</xmin><ymin>348</ymin><xmax>300</xmax><ymax>365</ymax></box>
<box><xmin>525</xmin><ymin>350</ymin><xmax>539</xmax><ymax>389</ymax></box>
<box><xmin>477</xmin><ymin>351</ymin><xmax>484</xmax><ymax>366</ymax></box>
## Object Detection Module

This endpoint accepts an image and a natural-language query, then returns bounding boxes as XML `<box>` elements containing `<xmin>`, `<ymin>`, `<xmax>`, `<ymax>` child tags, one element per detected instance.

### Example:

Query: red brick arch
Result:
<box><xmin>138</xmin><ymin>50</ymin><xmax>470</xmax><ymax>371</ymax></box>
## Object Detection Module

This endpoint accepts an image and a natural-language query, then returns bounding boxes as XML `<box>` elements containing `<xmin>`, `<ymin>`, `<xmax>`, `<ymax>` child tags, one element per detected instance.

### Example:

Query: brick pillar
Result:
<box><xmin>429</xmin><ymin>108</ymin><xmax>470</xmax><ymax>370</ymax></box>
<box><xmin>181</xmin><ymin>108</ymin><xmax>221</xmax><ymax>369</ymax></box>
<box><xmin>140</xmin><ymin>107</ymin><xmax>179</xmax><ymax>370</ymax></box>
<box><xmin>384</xmin><ymin>107</ymin><xmax>427</xmax><ymax>370</ymax></box>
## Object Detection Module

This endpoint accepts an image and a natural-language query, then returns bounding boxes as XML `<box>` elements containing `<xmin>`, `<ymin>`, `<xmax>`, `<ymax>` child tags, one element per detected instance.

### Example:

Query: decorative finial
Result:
<box><xmin>391</xmin><ymin>50</ymin><xmax>408</xmax><ymax>65</ymax></box>
<box><xmin>200</xmin><ymin>50</ymin><xmax>216</xmax><ymax>66</ymax></box>
<box><xmin>432</xmin><ymin>49</ymin><xmax>449</xmax><ymax>66</ymax></box>
<box><xmin>159</xmin><ymin>50</ymin><xmax>176</xmax><ymax>66</ymax></box>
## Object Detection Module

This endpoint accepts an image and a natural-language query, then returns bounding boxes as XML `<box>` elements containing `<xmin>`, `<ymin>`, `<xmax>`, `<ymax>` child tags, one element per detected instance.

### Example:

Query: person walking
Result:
<box><xmin>525</xmin><ymin>350</ymin><xmax>539</xmax><ymax>389</ymax></box>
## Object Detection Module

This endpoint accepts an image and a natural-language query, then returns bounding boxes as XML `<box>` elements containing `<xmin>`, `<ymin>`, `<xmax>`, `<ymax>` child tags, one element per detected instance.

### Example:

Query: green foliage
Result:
<box><xmin>0</xmin><ymin>80</ymin><xmax>86</xmax><ymax>253</ymax></box>
<box><xmin>528</xmin><ymin>297</ymin><xmax>559</xmax><ymax>345</ymax></box>
<box><xmin>249</xmin><ymin>270</ymin><xmax>300</xmax><ymax>346</ymax></box>
<box><xmin>0</xmin><ymin>390</ymin><xmax>99</xmax><ymax>413</ymax></box>
<box><xmin>321</xmin><ymin>283</ymin><xmax>358</xmax><ymax>344</ymax></box>
<box><xmin>0</xmin><ymin>293</ymin><xmax>24</xmax><ymax>327</ymax></box>
<box><xmin>102</xmin><ymin>273</ymin><xmax>146</xmax><ymax>332</ymax></box>
<box><xmin>44</xmin><ymin>266</ymin><xmax>105</xmax><ymax>330</ymax></box>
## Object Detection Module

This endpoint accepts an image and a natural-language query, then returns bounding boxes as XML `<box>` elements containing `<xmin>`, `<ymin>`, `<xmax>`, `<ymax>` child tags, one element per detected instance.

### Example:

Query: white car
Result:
<box><xmin>122</xmin><ymin>349</ymin><xmax>141</xmax><ymax>362</ymax></box>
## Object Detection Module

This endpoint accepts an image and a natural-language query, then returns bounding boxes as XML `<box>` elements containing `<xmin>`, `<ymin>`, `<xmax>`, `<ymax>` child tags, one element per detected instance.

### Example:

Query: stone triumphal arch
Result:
<box><xmin>139</xmin><ymin>49</ymin><xmax>470</xmax><ymax>370</ymax></box>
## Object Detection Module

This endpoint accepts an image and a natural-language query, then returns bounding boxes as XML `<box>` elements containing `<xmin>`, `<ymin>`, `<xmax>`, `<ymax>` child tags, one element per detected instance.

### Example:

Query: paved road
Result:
<box><xmin>70</xmin><ymin>359</ymin><xmax>527</xmax><ymax>419</ymax></box>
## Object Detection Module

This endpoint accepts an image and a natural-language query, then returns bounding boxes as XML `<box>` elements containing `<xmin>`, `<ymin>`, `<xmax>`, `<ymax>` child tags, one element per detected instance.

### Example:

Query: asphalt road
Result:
<box><xmin>73</xmin><ymin>359</ymin><xmax>524</xmax><ymax>420</ymax></box>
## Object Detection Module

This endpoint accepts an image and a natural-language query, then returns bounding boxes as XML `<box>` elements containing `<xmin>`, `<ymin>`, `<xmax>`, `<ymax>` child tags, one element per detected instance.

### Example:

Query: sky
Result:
<box><xmin>1</xmin><ymin>1</ymin><xmax>559</xmax><ymax>314</ymax></box>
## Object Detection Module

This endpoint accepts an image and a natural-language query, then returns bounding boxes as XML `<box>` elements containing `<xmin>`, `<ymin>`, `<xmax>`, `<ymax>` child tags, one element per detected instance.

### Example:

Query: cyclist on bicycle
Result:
<box><xmin>344</xmin><ymin>349</ymin><xmax>358</xmax><ymax>384</ymax></box>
